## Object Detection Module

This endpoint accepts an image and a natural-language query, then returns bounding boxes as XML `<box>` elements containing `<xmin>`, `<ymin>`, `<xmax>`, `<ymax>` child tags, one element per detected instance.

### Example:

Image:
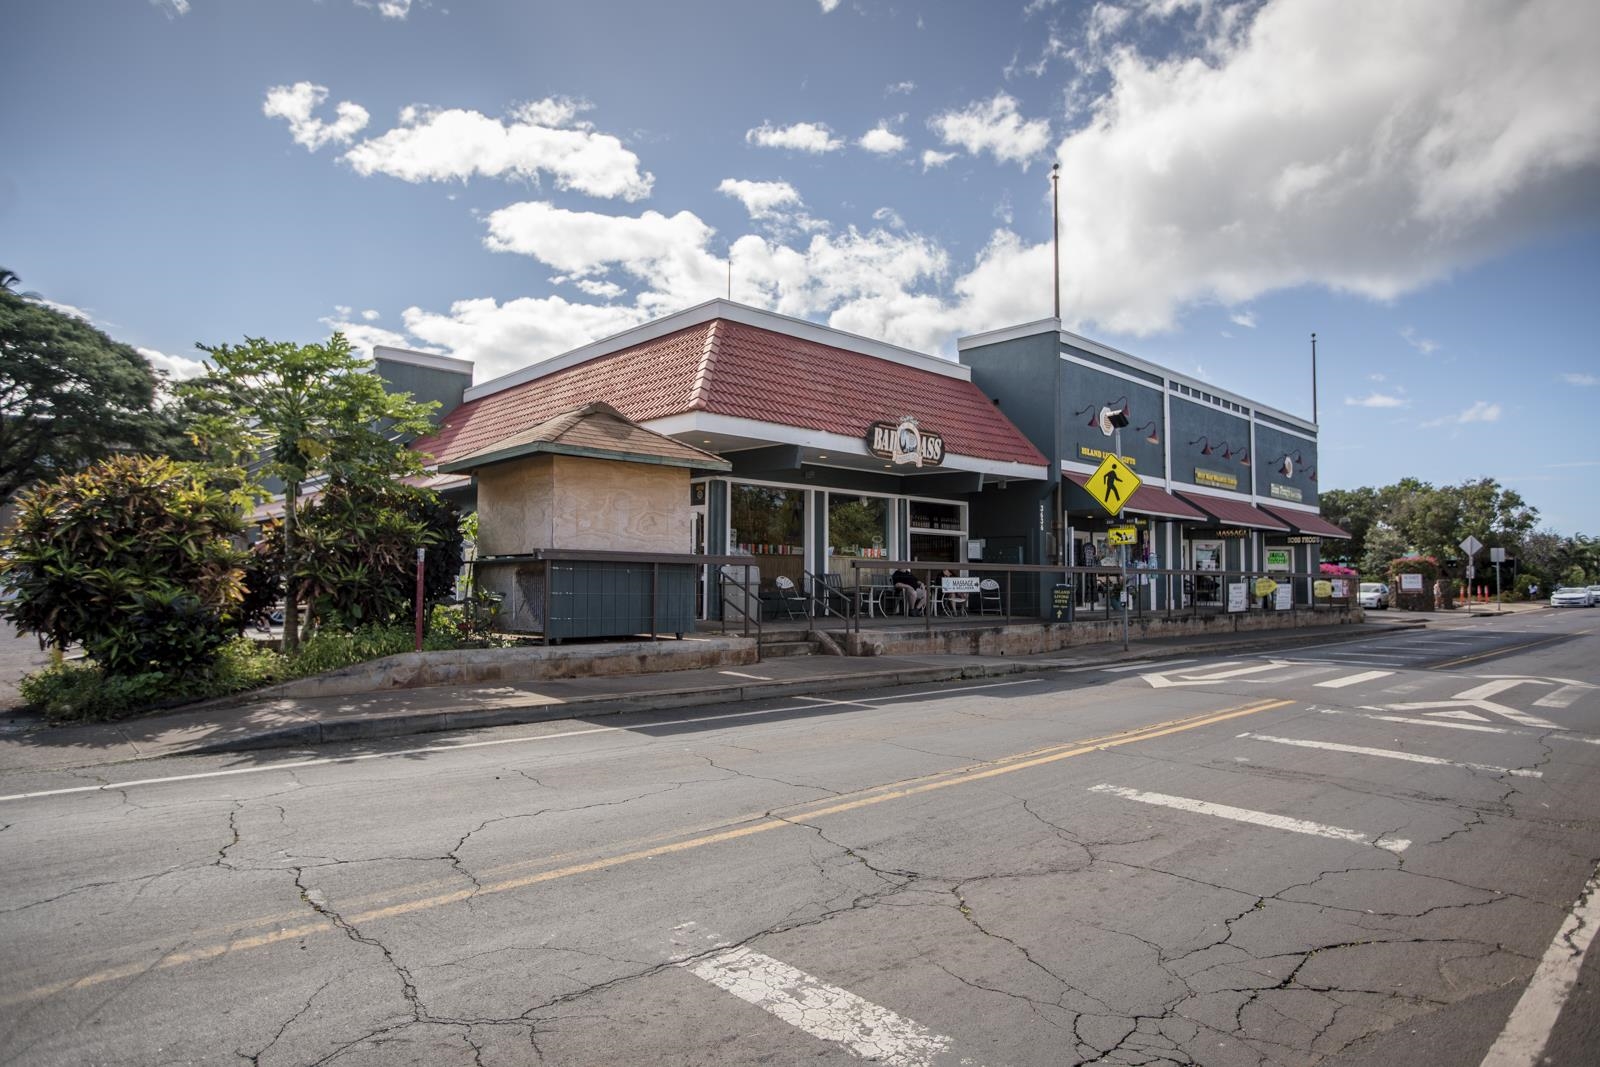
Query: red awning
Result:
<box><xmin>1065</xmin><ymin>471</ymin><xmax>1207</xmax><ymax>521</ymax></box>
<box><xmin>1175</xmin><ymin>489</ymin><xmax>1291</xmax><ymax>531</ymax></box>
<box><xmin>1259</xmin><ymin>504</ymin><xmax>1351</xmax><ymax>539</ymax></box>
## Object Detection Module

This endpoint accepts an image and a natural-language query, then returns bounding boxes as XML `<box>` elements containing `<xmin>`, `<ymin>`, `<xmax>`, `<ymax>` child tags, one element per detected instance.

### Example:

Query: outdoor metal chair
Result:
<box><xmin>811</xmin><ymin>572</ymin><xmax>856</xmax><ymax>617</ymax></box>
<box><xmin>977</xmin><ymin>578</ymin><xmax>1003</xmax><ymax>615</ymax></box>
<box><xmin>859</xmin><ymin>573</ymin><xmax>901</xmax><ymax>618</ymax></box>
<box><xmin>772</xmin><ymin>575</ymin><xmax>808</xmax><ymax>619</ymax></box>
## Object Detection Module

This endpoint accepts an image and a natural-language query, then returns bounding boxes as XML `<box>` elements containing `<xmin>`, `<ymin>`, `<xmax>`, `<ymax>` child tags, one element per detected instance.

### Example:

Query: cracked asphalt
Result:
<box><xmin>1</xmin><ymin>610</ymin><xmax>1596</xmax><ymax>1066</ymax></box>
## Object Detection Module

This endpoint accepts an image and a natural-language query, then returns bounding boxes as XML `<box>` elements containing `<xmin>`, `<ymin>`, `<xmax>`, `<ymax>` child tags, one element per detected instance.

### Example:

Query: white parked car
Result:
<box><xmin>1549</xmin><ymin>586</ymin><xmax>1594</xmax><ymax>608</ymax></box>
<box><xmin>1357</xmin><ymin>582</ymin><xmax>1390</xmax><ymax>609</ymax></box>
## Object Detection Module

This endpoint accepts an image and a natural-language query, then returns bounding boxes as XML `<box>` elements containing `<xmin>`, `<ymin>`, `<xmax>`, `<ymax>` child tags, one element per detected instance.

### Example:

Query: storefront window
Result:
<box><xmin>731</xmin><ymin>483</ymin><xmax>805</xmax><ymax>590</ymax></box>
<box><xmin>909</xmin><ymin>500</ymin><xmax>963</xmax><ymax>531</ymax></box>
<box><xmin>827</xmin><ymin>494</ymin><xmax>890</xmax><ymax>573</ymax></box>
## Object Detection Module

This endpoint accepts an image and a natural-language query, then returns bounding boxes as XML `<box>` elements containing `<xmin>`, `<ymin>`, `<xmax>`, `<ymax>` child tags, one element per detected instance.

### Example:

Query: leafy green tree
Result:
<box><xmin>250</xmin><ymin>482</ymin><xmax>463</xmax><ymax>632</ymax></box>
<box><xmin>0</xmin><ymin>271</ymin><xmax>182</xmax><ymax>502</ymax></box>
<box><xmin>0</xmin><ymin>455</ymin><xmax>250</xmax><ymax>674</ymax></box>
<box><xmin>1318</xmin><ymin>487</ymin><xmax>1381</xmax><ymax>565</ymax></box>
<box><xmin>178</xmin><ymin>334</ymin><xmax>438</xmax><ymax>651</ymax></box>
<box><xmin>1360</xmin><ymin>524</ymin><xmax>1407</xmax><ymax>579</ymax></box>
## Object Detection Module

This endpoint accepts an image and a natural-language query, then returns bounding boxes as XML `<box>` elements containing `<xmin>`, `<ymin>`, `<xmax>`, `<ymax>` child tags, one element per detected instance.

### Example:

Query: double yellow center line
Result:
<box><xmin>7</xmin><ymin>696</ymin><xmax>1292</xmax><ymax>1006</ymax></box>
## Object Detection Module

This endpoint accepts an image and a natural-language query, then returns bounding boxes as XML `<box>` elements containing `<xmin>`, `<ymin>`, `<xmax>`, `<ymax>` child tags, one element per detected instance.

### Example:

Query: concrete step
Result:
<box><xmin>759</xmin><ymin>638</ymin><xmax>819</xmax><ymax>658</ymax></box>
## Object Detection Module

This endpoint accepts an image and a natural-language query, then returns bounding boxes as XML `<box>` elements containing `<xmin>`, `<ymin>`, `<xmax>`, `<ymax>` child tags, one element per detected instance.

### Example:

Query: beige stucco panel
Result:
<box><xmin>475</xmin><ymin>456</ymin><xmax>556</xmax><ymax>557</ymax></box>
<box><xmin>473</xmin><ymin>453</ymin><xmax>691</xmax><ymax>556</ymax></box>
<box><xmin>550</xmin><ymin>454</ymin><xmax>690</xmax><ymax>552</ymax></box>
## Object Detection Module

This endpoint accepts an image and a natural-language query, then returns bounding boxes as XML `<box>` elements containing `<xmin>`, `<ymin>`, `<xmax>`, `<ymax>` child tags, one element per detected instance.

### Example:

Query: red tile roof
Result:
<box><xmin>1175</xmin><ymin>489</ymin><xmax>1291</xmax><ymax>531</ymax></box>
<box><xmin>1259</xmin><ymin>504</ymin><xmax>1351</xmax><ymax>539</ymax></box>
<box><xmin>413</xmin><ymin>319</ymin><xmax>1047</xmax><ymax>469</ymax></box>
<box><xmin>1064</xmin><ymin>471</ymin><xmax>1206</xmax><ymax>521</ymax></box>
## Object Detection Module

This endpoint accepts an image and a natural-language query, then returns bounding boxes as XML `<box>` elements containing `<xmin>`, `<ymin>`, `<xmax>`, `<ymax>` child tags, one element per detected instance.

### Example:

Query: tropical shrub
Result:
<box><xmin>0</xmin><ymin>455</ymin><xmax>250</xmax><ymax>674</ymax></box>
<box><xmin>249</xmin><ymin>481</ymin><xmax>463</xmax><ymax>634</ymax></box>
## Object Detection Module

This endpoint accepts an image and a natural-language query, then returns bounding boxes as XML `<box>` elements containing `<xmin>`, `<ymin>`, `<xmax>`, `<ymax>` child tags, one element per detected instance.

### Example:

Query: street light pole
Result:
<box><xmin>1116</xmin><ymin>425</ymin><xmax>1129</xmax><ymax>651</ymax></box>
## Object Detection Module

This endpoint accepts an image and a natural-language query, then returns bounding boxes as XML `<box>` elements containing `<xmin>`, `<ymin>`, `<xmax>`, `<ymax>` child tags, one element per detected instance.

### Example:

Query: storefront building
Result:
<box><xmin>958</xmin><ymin>319</ymin><xmax>1348</xmax><ymax>609</ymax></box>
<box><xmin>409</xmin><ymin>300</ymin><xmax>1050</xmax><ymax>614</ymax></box>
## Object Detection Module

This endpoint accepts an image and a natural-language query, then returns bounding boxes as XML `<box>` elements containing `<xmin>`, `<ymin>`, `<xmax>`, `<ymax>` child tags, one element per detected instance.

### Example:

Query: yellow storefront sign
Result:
<box><xmin>1254</xmin><ymin>577</ymin><xmax>1278</xmax><ymax>598</ymax></box>
<box><xmin>1084</xmin><ymin>455</ymin><xmax>1142</xmax><ymax>518</ymax></box>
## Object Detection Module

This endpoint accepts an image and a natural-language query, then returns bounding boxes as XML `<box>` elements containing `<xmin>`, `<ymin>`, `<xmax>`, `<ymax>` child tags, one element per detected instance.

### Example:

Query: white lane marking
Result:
<box><xmin>1183</xmin><ymin>663</ymin><xmax>1290</xmax><ymax>681</ymax></box>
<box><xmin>1314</xmin><ymin>670</ymin><xmax>1394</xmax><ymax>689</ymax></box>
<box><xmin>1383</xmin><ymin>700</ymin><xmax>1561</xmax><ymax>730</ymax></box>
<box><xmin>1088</xmin><ymin>784</ymin><xmax>1410</xmax><ymax>852</ymax></box>
<box><xmin>1534</xmin><ymin>686</ymin><xmax>1586</xmax><ymax>709</ymax></box>
<box><xmin>719</xmin><ymin>670</ymin><xmax>773</xmax><ymax>681</ymax></box>
<box><xmin>1455</xmin><ymin>679</ymin><xmax>1535</xmax><ymax>702</ymax></box>
<box><xmin>685</xmin><ymin>946</ymin><xmax>954</xmax><ymax>1067</ymax></box>
<box><xmin>0</xmin><ymin>678</ymin><xmax>1034</xmax><ymax>804</ymax></box>
<box><xmin>1320</xmin><ymin>708</ymin><xmax>1600</xmax><ymax>745</ymax></box>
<box><xmin>1427</xmin><ymin>710</ymin><xmax>1493</xmax><ymax>722</ymax></box>
<box><xmin>1098</xmin><ymin>658</ymin><xmax>1197</xmax><ymax>673</ymax></box>
<box><xmin>1238</xmin><ymin>732</ymin><xmax>1542</xmax><ymax>778</ymax></box>
<box><xmin>1479</xmin><ymin>863</ymin><xmax>1600</xmax><ymax>1067</ymax></box>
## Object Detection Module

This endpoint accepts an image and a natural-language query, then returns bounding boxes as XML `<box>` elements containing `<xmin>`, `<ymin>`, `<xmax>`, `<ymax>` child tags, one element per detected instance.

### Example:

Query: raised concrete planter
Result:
<box><xmin>242</xmin><ymin>636</ymin><xmax>758</xmax><ymax>701</ymax></box>
<box><xmin>842</xmin><ymin>609</ymin><xmax>1361</xmax><ymax>658</ymax></box>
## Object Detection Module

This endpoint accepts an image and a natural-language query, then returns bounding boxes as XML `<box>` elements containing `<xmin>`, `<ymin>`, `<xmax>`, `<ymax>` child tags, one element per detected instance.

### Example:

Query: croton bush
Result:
<box><xmin>0</xmin><ymin>454</ymin><xmax>251</xmax><ymax>675</ymax></box>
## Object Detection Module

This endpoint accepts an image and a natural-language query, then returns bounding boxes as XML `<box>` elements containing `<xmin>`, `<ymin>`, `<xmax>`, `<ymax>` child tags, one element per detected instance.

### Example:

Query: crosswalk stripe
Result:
<box><xmin>1314</xmin><ymin>670</ymin><xmax>1394</xmax><ymax>689</ymax></box>
<box><xmin>686</xmin><ymin>946</ymin><xmax>956</xmax><ymax>1067</ymax></box>
<box><xmin>1179</xmin><ymin>663</ymin><xmax>1288</xmax><ymax>681</ymax></box>
<box><xmin>1454</xmin><ymin>679</ymin><xmax>1531</xmax><ymax>701</ymax></box>
<box><xmin>1088</xmin><ymin>784</ymin><xmax>1410</xmax><ymax>851</ymax></box>
<box><xmin>1101</xmin><ymin>658</ymin><xmax>1197</xmax><ymax>673</ymax></box>
<box><xmin>1238</xmin><ymin>732</ymin><xmax>1541</xmax><ymax>777</ymax></box>
<box><xmin>1534</xmin><ymin>685</ymin><xmax>1585</xmax><ymax>709</ymax></box>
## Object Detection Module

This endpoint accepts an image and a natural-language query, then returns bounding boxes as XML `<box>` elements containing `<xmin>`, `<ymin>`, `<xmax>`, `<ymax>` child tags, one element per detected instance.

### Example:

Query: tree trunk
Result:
<box><xmin>282</xmin><ymin>480</ymin><xmax>300</xmax><ymax>655</ymax></box>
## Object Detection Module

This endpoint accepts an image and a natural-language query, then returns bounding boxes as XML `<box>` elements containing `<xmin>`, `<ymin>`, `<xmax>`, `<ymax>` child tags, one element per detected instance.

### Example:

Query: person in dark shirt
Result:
<box><xmin>890</xmin><ymin>568</ymin><xmax>926</xmax><ymax>615</ymax></box>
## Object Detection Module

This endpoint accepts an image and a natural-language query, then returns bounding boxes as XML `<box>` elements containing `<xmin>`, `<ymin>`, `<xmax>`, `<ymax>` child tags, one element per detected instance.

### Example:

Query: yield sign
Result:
<box><xmin>1084</xmin><ymin>454</ymin><xmax>1141</xmax><ymax>517</ymax></box>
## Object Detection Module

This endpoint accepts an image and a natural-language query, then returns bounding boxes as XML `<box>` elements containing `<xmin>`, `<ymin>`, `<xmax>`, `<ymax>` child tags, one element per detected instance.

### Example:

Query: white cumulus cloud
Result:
<box><xmin>921</xmin><ymin>149</ymin><xmax>957</xmax><ymax>171</ymax></box>
<box><xmin>137</xmin><ymin>346</ymin><xmax>209</xmax><ymax>381</ymax></box>
<box><xmin>745</xmin><ymin>121</ymin><xmax>844</xmax><ymax>153</ymax></box>
<box><xmin>1050</xmin><ymin>0</ymin><xmax>1600</xmax><ymax>335</ymax></box>
<box><xmin>1563</xmin><ymin>372</ymin><xmax>1599</xmax><ymax>386</ymax></box>
<box><xmin>859</xmin><ymin>125</ymin><xmax>908</xmax><ymax>155</ymax></box>
<box><xmin>263</xmin><ymin>82</ymin><xmax>371</xmax><ymax>152</ymax></box>
<box><xmin>356</xmin><ymin>0</ymin><xmax>412</xmax><ymax>17</ymax></box>
<box><xmin>1345</xmin><ymin>392</ymin><xmax>1407</xmax><ymax>409</ymax></box>
<box><xmin>929</xmin><ymin>92</ymin><xmax>1051</xmax><ymax>168</ymax></box>
<box><xmin>717</xmin><ymin>179</ymin><xmax>803</xmax><ymax>221</ymax></box>
<box><xmin>341</xmin><ymin>97</ymin><xmax>654</xmax><ymax>200</ymax></box>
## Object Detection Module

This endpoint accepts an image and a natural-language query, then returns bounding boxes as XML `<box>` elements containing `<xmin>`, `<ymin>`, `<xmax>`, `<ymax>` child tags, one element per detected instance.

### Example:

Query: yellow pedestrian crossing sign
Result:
<box><xmin>1108</xmin><ymin>525</ymin><xmax>1137</xmax><ymax>545</ymax></box>
<box><xmin>1084</xmin><ymin>454</ymin><xmax>1141</xmax><ymax>517</ymax></box>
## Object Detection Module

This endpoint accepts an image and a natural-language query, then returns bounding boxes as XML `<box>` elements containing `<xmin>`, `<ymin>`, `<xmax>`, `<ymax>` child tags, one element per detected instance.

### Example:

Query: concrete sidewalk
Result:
<box><xmin>0</xmin><ymin>621</ymin><xmax>1432</xmax><ymax>774</ymax></box>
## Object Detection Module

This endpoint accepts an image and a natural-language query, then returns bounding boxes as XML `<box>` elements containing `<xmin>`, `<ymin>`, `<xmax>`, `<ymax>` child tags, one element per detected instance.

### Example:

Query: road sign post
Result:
<box><xmin>1083</xmin><ymin>447</ymin><xmax>1141</xmax><ymax>651</ymax></box>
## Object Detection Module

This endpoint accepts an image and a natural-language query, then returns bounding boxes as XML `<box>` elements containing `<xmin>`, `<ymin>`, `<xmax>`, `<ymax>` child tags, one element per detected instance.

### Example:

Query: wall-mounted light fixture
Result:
<box><xmin>1272</xmin><ymin>450</ymin><xmax>1305</xmax><ymax>478</ymax></box>
<box><xmin>1136</xmin><ymin>421</ymin><xmax>1160</xmax><ymax>445</ymax></box>
<box><xmin>1237</xmin><ymin>449</ymin><xmax>1250</xmax><ymax>466</ymax></box>
<box><xmin>1074</xmin><ymin>403</ymin><xmax>1098</xmax><ymax>427</ymax></box>
<box><xmin>1095</xmin><ymin>396</ymin><xmax>1131</xmax><ymax>437</ymax></box>
<box><xmin>1218</xmin><ymin>441</ymin><xmax>1236</xmax><ymax>460</ymax></box>
<box><xmin>1190</xmin><ymin>436</ymin><xmax>1215</xmax><ymax>456</ymax></box>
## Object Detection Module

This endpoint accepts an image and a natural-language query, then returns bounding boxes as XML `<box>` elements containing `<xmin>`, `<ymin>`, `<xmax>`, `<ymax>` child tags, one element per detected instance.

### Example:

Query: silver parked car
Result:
<box><xmin>1549</xmin><ymin>586</ymin><xmax>1594</xmax><ymax>608</ymax></box>
<box><xmin>1357</xmin><ymin>582</ymin><xmax>1390</xmax><ymax>609</ymax></box>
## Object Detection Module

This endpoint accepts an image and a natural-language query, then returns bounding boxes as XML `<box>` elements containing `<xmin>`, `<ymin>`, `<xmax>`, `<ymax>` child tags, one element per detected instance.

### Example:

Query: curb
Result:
<box><xmin>179</xmin><ymin>624</ymin><xmax>1391</xmax><ymax>757</ymax></box>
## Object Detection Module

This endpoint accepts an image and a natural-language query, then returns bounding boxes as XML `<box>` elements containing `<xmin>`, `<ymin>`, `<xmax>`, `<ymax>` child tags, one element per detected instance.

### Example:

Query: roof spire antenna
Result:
<box><xmin>727</xmin><ymin>250</ymin><xmax>733</xmax><ymax>301</ymax></box>
<box><xmin>1051</xmin><ymin>162</ymin><xmax>1061</xmax><ymax>321</ymax></box>
<box><xmin>1311</xmin><ymin>331</ymin><xmax>1318</xmax><ymax>424</ymax></box>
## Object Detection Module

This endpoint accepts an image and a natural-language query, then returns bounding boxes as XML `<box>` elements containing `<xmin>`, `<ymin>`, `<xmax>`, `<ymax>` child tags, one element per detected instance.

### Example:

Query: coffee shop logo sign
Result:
<box><xmin>868</xmin><ymin>417</ymin><xmax>945</xmax><ymax>468</ymax></box>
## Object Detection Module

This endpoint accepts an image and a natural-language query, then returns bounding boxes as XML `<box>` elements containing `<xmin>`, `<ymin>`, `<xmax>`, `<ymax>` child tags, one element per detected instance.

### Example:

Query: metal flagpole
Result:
<box><xmin>1116</xmin><ymin>426</ymin><xmax>1128</xmax><ymax>651</ymax></box>
<box><xmin>1311</xmin><ymin>332</ymin><xmax>1318</xmax><ymax>424</ymax></box>
<box><xmin>1051</xmin><ymin>163</ymin><xmax>1060</xmax><ymax>320</ymax></box>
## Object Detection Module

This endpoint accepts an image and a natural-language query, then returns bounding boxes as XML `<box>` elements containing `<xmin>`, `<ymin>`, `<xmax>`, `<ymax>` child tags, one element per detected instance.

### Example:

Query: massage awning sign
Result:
<box><xmin>1084</xmin><ymin>454</ymin><xmax>1141</xmax><ymax>517</ymax></box>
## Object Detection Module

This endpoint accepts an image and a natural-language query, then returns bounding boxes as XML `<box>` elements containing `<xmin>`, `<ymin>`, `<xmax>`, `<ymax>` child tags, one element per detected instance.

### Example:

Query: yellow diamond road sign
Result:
<box><xmin>1085</xmin><ymin>454</ymin><xmax>1141</xmax><ymax>517</ymax></box>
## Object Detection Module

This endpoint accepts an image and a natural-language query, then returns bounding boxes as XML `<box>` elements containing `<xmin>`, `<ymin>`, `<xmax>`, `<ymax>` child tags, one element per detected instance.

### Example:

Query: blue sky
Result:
<box><xmin>4</xmin><ymin>0</ymin><xmax>1598</xmax><ymax>533</ymax></box>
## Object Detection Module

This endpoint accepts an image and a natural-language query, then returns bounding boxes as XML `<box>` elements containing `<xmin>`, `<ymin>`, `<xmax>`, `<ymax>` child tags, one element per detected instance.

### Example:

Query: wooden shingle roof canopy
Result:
<box><xmin>412</xmin><ymin>302</ymin><xmax>1048</xmax><ymax>473</ymax></box>
<box><xmin>437</xmin><ymin>402</ymin><xmax>730</xmax><ymax>474</ymax></box>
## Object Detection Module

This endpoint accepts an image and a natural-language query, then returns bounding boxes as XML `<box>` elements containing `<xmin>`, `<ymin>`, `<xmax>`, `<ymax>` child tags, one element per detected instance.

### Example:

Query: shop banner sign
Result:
<box><xmin>1227</xmin><ymin>583</ymin><xmax>1248</xmax><ymax>612</ymax></box>
<box><xmin>1274</xmin><ymin>583</ymin><xmax>1292</xmax><ymax>610</ymax></box>
<box><xmin>941</xmin><ymin>577</ymin><xmax>981</xmax><ymax>594</ymax></box>
<box><xmin>1330</xmin><ymin>578</ymin><xmax>1349</xmax><ymax>598</ymax></box>
<box><xmin>1400</xmin><ymin>573</ymin><xmax>1424</xmax><ymax>592</ymax></box>
<box><xmin>1314</xmin><ymin>579</ymin><xmax>1334</xmax><ymax>598</ymax></box>
<box><xmin>1266</xmin><ymin>549</ymin><xmax>1291</xmax><ymax>572</ymax></box>
<box><xmin>1254</xmin><ymin>577</ymin><xmax>1278</xmax><ymax>598</ymax></box>
<box><xmin>866</xmin><ymin>417</ymin><xmax>945</xmax><ymax>468</ymax></box>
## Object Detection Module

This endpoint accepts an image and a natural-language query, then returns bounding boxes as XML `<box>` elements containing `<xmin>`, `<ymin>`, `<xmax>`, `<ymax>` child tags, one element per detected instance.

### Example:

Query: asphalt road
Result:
<box><xmin>1</xmin><ymin>609</ymin><xmax>1596</xmax><ymax>1066</ymax></box>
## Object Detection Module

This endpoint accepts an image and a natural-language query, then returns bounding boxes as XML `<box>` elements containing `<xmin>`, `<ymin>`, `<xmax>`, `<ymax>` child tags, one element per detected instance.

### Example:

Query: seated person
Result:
<box><xmin>940</xmin><ymin>568</ymin><xmax>967</xmax><ymax>612</ymax></box>
<box><xmin>890</xmin><ymin>568</ymin><xmax>926</xmax><ymax>615</ymax></box>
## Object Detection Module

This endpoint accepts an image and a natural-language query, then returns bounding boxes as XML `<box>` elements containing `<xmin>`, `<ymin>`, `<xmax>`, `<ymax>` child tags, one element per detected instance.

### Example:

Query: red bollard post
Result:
<box><xmin>414</xmin><ymin>547</ymin><xmax>426</xmax><ymax>652</ymax></box>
